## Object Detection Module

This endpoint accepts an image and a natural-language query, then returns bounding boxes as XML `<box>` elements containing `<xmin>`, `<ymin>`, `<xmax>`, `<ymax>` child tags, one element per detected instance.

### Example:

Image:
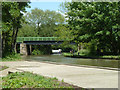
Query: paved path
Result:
<box><xmin>0</xmin><ymin>61</ymin><xmax>118</xmax><ymax>88</ymax></box>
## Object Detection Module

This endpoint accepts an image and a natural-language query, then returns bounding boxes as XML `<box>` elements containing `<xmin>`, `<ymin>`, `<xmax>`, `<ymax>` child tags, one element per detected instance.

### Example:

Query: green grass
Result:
<box><xmin>2</xmin><ymin>72</ymin><xmax>77</xmax><ymax>88</ymax></box>
<box><xmin>62</xmin><ymin>53</ymin><xmax>73</xmax><ymax>56</ymax></box>
<box><xmin>0</xmin><ymin>66</ymin><xmax>8</xmax><ymax>71</ymax></box>
<box><xmin>2</xmin><ymin>53</ymin><xmax>22</xmax><ymax>61</ymax></box>
<box><xmin>63</xmin><ymin>53</ymin><xmax>120</xmax><ymax>60</ymax></box>
<box><xmin>99</xmin><ymin>55</ymin><xmax>120</xmax><ymax>59</ymax></box>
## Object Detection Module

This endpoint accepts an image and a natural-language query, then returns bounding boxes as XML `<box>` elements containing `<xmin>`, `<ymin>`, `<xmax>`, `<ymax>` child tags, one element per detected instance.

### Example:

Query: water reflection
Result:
<box><xmin>23</xmin><ymin>54</ymin><xmax>118</xmax><ymax>68</ymax></box>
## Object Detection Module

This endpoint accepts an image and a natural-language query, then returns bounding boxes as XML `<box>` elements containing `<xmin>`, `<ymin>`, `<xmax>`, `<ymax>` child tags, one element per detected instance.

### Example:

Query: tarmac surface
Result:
<box><xmin>0</xmin><ymin>61</ymin><xmax>118</xmax><ymax>88</ymax></box>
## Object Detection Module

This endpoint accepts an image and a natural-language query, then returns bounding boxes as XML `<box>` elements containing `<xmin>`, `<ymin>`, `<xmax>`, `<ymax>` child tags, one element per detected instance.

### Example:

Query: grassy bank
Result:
<box><xmin>63</xmin><ymin>53</ymin><xmax>120</xmax><ymax>60</ymax></box>
<box><xmin>2</xmin><ymin>72</ymin><xmax>79</xmax><ymax>88</ymax></box>
<box><xmin>2</xmin><ymin>53</ymin><xmax>22</xmax><ymax>61</ymax></box>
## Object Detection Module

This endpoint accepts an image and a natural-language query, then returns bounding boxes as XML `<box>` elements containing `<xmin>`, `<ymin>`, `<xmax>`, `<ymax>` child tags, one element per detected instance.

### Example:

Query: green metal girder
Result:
<box><xmin>16</xmin><ymin>37</ymin><xmax>64</xmax><ymax>43</ymax></box>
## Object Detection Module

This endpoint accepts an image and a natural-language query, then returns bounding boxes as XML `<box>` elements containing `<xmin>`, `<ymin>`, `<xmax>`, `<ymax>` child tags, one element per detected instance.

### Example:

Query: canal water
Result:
<box><xmin>23</xmin><ymin>54</ymin><xmax>118</xmax><ymax>68</ymax></box>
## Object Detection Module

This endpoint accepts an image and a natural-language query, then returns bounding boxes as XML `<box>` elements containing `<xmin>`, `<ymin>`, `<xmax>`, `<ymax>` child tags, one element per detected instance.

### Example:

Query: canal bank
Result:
<box><xmin>1</xmin><ymin>61</ymin><xmax>118</xmax><ymax>88</ymax></box>
<box><xmin>23</xmin><ymin>54</ymin><xmax>119</xmax><ymax>68</ymax></box>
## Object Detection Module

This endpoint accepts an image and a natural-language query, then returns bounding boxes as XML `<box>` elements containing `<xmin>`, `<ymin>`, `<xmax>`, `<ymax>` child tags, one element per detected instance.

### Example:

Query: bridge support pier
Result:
<box><xmin>20</xmin><ymin>43</ymin><xmax>32</xmax><ymax>55</ymax></box>
<box><xmin>20</xmin><ymin>43</ymin><xmax>28</xmax><ymax>55</ymax></box>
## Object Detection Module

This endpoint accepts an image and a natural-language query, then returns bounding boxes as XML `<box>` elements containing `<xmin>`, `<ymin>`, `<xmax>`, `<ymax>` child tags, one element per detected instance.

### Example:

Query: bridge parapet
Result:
<box><xmin>16</xmin><ymin>37</ymin><xmax>67</xmax><ymax>43</ymax></box>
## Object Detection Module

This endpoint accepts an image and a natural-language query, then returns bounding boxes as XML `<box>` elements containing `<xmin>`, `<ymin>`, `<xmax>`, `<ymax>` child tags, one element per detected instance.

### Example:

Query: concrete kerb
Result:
<box><xmin>25</xmin><ymin>59</ymin><xmax>119</xmax><ymax>71</ymax></box>
<box><xmin>0</xmin><ymin>67</ymin><xmax>23</xmax><ymax>77</ymax></box>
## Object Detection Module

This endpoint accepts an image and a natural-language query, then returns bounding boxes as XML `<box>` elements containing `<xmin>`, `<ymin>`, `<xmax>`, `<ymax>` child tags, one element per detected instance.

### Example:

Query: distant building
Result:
<box><xmin>52</xmin><ymin>49</ymin><xmax>62</xmax><ymax>54</ymax></box>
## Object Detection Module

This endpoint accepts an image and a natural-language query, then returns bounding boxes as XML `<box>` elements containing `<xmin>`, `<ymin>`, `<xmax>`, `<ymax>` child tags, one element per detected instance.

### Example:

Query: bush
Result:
<box><xmin>2</xmin><ymin>72</ymin><xmax>74</xmax><ymax>88</ymax></box>
<box><xmin>77</xmin><ymin>49</ymin><xmax>89</xmax><ymax>55</ymax></box>
<box><xmin>32</xmin><ymin>45</ymin><xmax>52</xmax><ymax>55</ymax></box>
<box><xmin>2</xmin><ymin>53</ymin><xmax>21</xmax><ymax>61</ymax></box>
<box><xmin>32</xmin><ymin>49</ymin><xmax>43</xmax><ymax>55</ymax></box>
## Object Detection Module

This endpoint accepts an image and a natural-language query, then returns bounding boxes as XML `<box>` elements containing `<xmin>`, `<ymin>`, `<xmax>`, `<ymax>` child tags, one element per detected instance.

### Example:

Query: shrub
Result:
<box><xmin>77</xmin><ymin>49</ymin><xmax>89</xmax><ymax>55</ymax></box>
<box><xmin>32</xmin><ymin>49</ymin><xmax>43</xmax><ymax>55</ymax></box>
<box><xmin>2</xmin><ymin>53</ymin><xmax>21</xmax><ymax>61</ymax></box>
<box><xmin>2</xmin><ymin>72</ymin><xmax>74</xmax><ymax>88</ymax></box>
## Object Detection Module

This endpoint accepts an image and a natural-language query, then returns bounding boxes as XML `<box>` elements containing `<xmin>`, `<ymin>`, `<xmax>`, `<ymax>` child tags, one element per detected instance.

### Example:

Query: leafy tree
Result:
<box><xmin>18</xmin><ymin>8</ymin><xmax>65</xmax><ymax>37</ymax></box>
<box><xmin>18</xmin><ymin>22</ymin><xmax>37</xmax><ymax>37</ymax></box>
<box><xmin>63</xmin><ymin>2</ymin><xmax>120</xmax><ymax>55</ymax></box>
<box><xmin>2</xmin><ymin>2</ymin><xmax>30</xmax><ymax>56</ymax></box>
<box><xmin>55</xmin><ymin>24</ymin><xmax>74</xmax><ymax>40</ymax></box>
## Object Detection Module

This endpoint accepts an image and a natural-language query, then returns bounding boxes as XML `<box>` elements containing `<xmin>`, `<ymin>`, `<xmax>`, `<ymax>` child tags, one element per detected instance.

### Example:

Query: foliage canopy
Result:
<box><xmin>63</xmin><ymin>2</ymin><xmax>120</xmax><ymax>54</ymax></box>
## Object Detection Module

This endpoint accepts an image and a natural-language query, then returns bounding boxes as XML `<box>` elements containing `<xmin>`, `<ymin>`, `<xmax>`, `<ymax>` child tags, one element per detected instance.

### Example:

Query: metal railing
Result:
<box><xmin>16</xmin><ymin>37</ymin><xmax>65</xmax><ymax>43</ymax></box>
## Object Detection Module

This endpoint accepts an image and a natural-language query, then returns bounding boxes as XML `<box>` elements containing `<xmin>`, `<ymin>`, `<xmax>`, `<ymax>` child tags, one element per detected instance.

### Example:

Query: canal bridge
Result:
<box><xmin>16</xmin><ymin>37</ymin><xmax>66</xmax><ymax>45</ymax></box>
<box><xmin>16</xmin><ymin>37</ymin><xmax>74</xmax><ymax>55</ymax></box>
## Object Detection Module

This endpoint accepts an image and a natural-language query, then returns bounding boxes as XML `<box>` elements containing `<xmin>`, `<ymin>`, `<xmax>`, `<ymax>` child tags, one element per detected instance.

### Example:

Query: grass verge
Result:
<box><xmin>63</xmin><ymin>53</ymin><xmax>120</xmax><ymax>60</ymax></box>
<box><xmin>2</xmin><ymin>72</ymin><xmax>79</xmax><ymax>88</ymax></box>
<box><xmin>2</xmin><ymin>53</ymin><xmax>22</xmax><ymax>61</ymax></box>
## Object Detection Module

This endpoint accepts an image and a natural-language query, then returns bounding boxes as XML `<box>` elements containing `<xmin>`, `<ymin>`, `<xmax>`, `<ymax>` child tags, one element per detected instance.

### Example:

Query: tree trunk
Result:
<box><xmin>12</xmin><ymin>27</ymin><xmax>19</xmax><ymax>52</ymax></box>
<box><xmin>111</xmin><ymin>41</ymin><xmax>119</xmax><ymax>55</ymax></box>
<box><xmin>0</xmin><ymin>31</ymin><xmax>2</xmax><ymax>58</ymax></box>
<box><xmin>11</xmin><ymin>28</ymin><xmax>15</xmax><ymax>52</ymax></box>
<box><xmin>37</xmin><ymin>23</ymin><xmax>40</xmax><ymax>35</ymax></box>
<box><xmin>2</xmin><ymin>32</ymin><xmax>8</xmax><ymax>56</ymax></box>
<box><xmin>78</xmin><ymin>43</ymin><xmax>80</xmax><ymax>51</ymax></box>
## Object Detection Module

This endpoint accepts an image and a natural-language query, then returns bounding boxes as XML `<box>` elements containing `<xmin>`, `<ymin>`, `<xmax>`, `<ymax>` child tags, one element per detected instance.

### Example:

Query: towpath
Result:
<box><xmin>0</xmin><ymin>61</ymin><xmax>118</xmax><ymax>88</ymax></box>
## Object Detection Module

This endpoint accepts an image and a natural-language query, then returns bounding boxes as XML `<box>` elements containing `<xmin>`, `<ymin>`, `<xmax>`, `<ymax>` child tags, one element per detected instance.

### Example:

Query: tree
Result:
<box><xmin>18</xmin><ymin>8</ymin><xmax>65</xmax><ymax>37</ymax></box>
<box><xmin>2</xmin><ymin>2</ymin><xmax>30</xmax><ymax>56</ymax></box>
<box><xmin>55</xmin><ymin>24</ymin><xmax>74</xmax><ymax>40</ymax></box>
<box><xmin>18</xmin><ymin>22</ymin><xmax>37</xmax><ymax>37</ymax></box>
<box><xmin>0</xmin><ymin>2</ymin><xmax>2</xmax><ymax>58</ymax></box>
<box><xmin>63</xmin><ymin>2</ymin><xmax>120</xmax><ymax>55</ymax></box>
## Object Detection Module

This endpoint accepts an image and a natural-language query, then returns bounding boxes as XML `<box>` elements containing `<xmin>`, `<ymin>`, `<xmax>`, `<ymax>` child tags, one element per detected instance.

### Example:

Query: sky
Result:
<box><xmin>25</xmin><ymin>0</ymin><xmax>70</xmax><ymax>21</ymax></box>
<box><xmin>26</xmin><ymin>2</ymin><xmax>63</xmax><ymax>12</ymax></box>
<box><xmin>26</xmin><ymin>0</ymin><xmax>72</xmax><ymax>12</ymax></box>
